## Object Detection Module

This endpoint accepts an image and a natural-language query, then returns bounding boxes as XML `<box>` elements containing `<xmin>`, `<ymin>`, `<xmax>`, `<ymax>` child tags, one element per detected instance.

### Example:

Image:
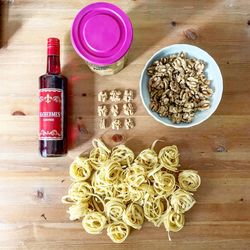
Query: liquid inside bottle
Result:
<box><xmin>39</xmin><ymin>38</ymin><xmax>67</xmax><ymax>157</ymax></box>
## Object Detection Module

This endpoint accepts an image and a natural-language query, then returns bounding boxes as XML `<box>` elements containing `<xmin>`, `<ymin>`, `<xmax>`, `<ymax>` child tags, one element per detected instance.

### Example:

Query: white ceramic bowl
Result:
<box><xmin>140</xmin><ymin>44</ymin><xmax>223</xmax><ymax>128</ymax></box>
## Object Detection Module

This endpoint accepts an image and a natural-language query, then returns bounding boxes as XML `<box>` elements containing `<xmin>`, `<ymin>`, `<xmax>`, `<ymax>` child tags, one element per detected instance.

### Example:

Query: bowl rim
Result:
<box><xmin>139</xmin><ymin>43</ymin><xmax>223</xmax><ymax>128</ymax></box>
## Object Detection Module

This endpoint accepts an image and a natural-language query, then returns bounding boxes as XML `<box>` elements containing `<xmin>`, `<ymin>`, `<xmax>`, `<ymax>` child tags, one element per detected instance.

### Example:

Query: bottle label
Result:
<box><xmin>39</xmin><ymin>88</ymin><xmax>63</xmax><ymax>140</ymax></box>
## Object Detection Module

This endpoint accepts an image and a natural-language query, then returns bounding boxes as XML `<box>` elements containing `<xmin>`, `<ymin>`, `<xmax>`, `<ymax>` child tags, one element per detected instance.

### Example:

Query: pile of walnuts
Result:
<box><xmin>147</xmin><ymin>52</ymin><xmax>213</xmax><ymax>123</ymax></box>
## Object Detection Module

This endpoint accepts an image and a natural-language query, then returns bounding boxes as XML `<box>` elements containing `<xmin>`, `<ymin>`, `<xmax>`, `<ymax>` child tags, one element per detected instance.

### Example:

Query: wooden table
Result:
<box><xmin>1</xmin><ymin>0</ymin><xmax>250</xmax><ymax>249</ymax></box>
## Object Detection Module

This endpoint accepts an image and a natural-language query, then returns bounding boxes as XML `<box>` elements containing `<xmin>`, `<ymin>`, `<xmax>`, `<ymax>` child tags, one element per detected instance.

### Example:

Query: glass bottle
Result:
<box><xmin>39</xmin><ymin>38</ymin><xmax>67</xmax><ymax>157</ymax></box>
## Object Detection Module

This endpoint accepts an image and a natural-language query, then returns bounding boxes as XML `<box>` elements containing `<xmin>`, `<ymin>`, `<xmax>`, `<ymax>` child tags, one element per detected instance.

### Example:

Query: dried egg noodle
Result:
<box><xmin>159</xmin><ymin>145</ymin><xmax>180</xmax><ymax>172</ymax></box>
<box><xmin>123</xmin><ymin>203</ymin><xmax>144</xmax><ymax>229</ymax></box>
<box><xmin>178</xmin><ymin>170</ymin><xmax>201</xmax><ymax>192</ymax></box>
<box><xmin>153</xmin><ymin>171</ymin><xmax>176</xmax><ymax>197</ymax></box>
<box><xmin>63</xmin><ymin>181</ymin><xmax>93</xmax><ymax>203</ymax></box>
<box><xmin>135</xmin><ymin>148</ymin><xmax>158</xmax><ymax>171</ymax></box>
<box><xmin>126</xmin><ymin>162</ymin><xmax>146</xmax><ymax>188</ymax></box>
<box><xmin>67</xmin><ymin>202</ymin><xmax>89</xmax><ymax>220</ymax></box>
<box><xmin>62</xmin><ymin>139</ymin><xmax>201</xmax><ymax>243</ymax></box>
<box><xmin>135</xmin><ymin>140</ymin><xmax>161</xmax><ymax>172</ymax></box>
<box><xmin>170</xmin><ymin>189</ymin><xmax>196</xmax><ymax>213</ymax></box>
<box><xmin>88</xmin><ymin>139</ymin><xmax>111</xmax><ymax>169</ymax></box>
<box><xmin>111</xmin><ymin>145</ymin><xmax>135</xmax><ymax>166</ymax></box>
<box><xmin>69</xmin><ymin>156</ymin><xmax>92</xmax><ymax>181</ymax></box>
<box><xmin>82</xmin><ymin>212</ymin><xmax>107</xmax><ymax>234</ymax></box>
<box><xmin>107</xmin><ymin>221</ymin><xmax>130</xmax><ymax>243</ymax></box>
<box><xmin>105</xmin><ymin>198</ymin><xmax>126</xmax><ymax>222</ymax></box>
<box><xmin>143</xmin><ymin>194</ymin><xmax>164</xmax><ymax>226</ymax></box>
<box><xmin>163</xmin><ymin>207</ymin><xmax>185</xmax><ymax>233</ymax></box>
<box><xmin>163</xmin><ymin>206</ymin><xmax>185</xmax><ymax>241</ymax></box>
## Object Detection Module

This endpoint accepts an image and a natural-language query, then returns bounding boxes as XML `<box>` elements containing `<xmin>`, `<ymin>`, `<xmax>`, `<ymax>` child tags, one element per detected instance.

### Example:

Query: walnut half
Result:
<box><xmin>99</xmin><ymin>118</ymin><xmax>107</xmax><ymax>129</ymax></box>
<box><xmin>97</xmin><ymin>105</ymin><xmax>109</xmax><ymax>117</ymax></box>
<box><xmin>111</xmin><ymin>119</ymin><xmax>122</xmax><ymax>130</ymax></box>
<box><xmin>124</xmin><ymin>118</ymin><xmax>135</xmax><ymax>130</ymax></box>
<box><xmin>123</xmin><ymin>89</ymin><xmax>134</xmax><ymax>102</ymax></box>
<box><xmin>98</xmin><ymin>91</ymin><xmax>109</xmax><ymax>102</ymax></box>
<box><xmin>123</xmin><ymin>103</ymin><xmax>135</xmax><ymax>116</ymax></box>
<box><xmin>110</xmin><ymin>89</ymin><xmax>122</xmax><ymax>102</ymax></box>
<box><xmin>111</xmin><ymin>104</ymin><xmax>119</xmax><ymax>117</ymax></box>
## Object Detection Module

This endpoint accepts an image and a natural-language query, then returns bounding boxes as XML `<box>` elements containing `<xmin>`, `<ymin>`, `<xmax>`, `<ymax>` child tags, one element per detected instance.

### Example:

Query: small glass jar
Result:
<box><xmin>71</xmin><ymin>2</ymin><xmax>133</xmax><ymax>76</ymax></box>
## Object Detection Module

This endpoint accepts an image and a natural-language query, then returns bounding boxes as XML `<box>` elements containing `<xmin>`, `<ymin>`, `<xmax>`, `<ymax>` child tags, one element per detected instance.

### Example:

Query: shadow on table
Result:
<box><xmin>62</xmin><ymin>31</ymin><xmax>95</xmax><ymax>150</ymax></box>
<box><xmin>62</xmin><ymin>0</ymin><xmax>225</xmax><ymax>150</ymax></box>
<box><xmin>0</xmin><ymin>0</ymin><xmax>22</xmax><ymax>48</ymax></box>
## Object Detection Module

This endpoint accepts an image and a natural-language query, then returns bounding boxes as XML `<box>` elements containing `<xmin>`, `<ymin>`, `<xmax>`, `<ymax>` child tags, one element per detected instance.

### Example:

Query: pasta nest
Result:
<box><xmin>159</xmin><ymin>145</ymin><xmax>180</xmax><ymax>172</ymax></box>
<box><xmin>111</xmin><ymin>145</ymin><xmax>135</xmax><ymax>166</ymax></box>
<box><xmin>62</xmin><ymin>139</ymin><xmax>201</xmax><ymax>243</ymax></box>
<box><xmin>107</xmin><ymin>221</ymin><xmax>130</xmax><ymax>243</ymax></box>
<box><xmin>105</xmin><ymin>198</ymin><xmax>126</xmax><ymax>222</ymax></box>
<box><xmin>123</xmin><ymin>203</ymin><xmax>144</xmax><ymax>229</ymax></box>
<box><xmin>170</xmin><ymin>189</ymin><xmax>196</xmax><ymax>213</ymax></box>
<box><xmin>163</xmin><ymin>207</ymin><xmax>185</xmax><ymax>232</ymax></box>
<box><xmin>135</xmin><ymin>148</ymin><xmax>158</xmax><ymax>171</ymax></box>
<box><xmin>69</xmin><ymin>156</ymin><xmax>92</xmax><ymax>181</ymax></box>
<box><xmin>178</xmin><ymin>170</ymin><xmax>201</xmax><ymax>192</ymax></box>
<box><xmin>153</xmin><ymin>171</ymin><xmax>176</xmax><ymax>197</ymax></box>
<box><xmin>82</xmin><ymin>212</ymin><xmax>107</xmax><ymax>234</ymax></box>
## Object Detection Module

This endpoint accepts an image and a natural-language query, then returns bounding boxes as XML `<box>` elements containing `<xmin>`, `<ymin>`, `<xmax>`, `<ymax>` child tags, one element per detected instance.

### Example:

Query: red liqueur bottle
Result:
<box><xmin>39</xmin><ymin>38</ymin><xmax>67</xmax><ymax>157</ymax></box>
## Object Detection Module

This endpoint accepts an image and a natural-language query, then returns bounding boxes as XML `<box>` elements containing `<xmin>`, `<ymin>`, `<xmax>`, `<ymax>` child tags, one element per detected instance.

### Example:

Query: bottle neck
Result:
<box><xmin>47</xmin><ymin>55</ymin><xmax>61</xmax><ymax>74</ymax></box>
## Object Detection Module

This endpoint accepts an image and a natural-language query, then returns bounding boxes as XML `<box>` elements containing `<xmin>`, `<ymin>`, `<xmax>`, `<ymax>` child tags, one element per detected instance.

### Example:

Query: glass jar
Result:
<box><xmin>71</xmin><ymin>2</ymin><xmax>133</xmax><ymax>76</ymax></box>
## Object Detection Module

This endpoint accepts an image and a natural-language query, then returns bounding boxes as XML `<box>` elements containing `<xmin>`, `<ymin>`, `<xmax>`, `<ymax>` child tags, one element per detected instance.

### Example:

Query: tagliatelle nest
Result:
<box><xmin>147</xmin><ymin>52</ymin><xmax>213</xmax><ymax>124</ymax></box>
<box><xmin>62</xmin><ymin>139</ymin><xmax>201</xmax><ymax>243</ymax></box>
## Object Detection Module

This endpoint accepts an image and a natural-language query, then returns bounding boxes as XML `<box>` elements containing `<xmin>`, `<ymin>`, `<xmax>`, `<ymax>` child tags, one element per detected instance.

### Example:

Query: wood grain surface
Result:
<box><xmin>0</xmin><ymin>0</ymin><xmax>250</xmax><ymax>249</ymax></box>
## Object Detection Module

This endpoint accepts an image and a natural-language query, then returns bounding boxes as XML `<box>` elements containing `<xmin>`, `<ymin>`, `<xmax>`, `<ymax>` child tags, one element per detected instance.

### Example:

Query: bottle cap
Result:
<box><xmin>47</xmin><ymin>38</ymin><xmax>60</xmax><ymax>56</ymax></box>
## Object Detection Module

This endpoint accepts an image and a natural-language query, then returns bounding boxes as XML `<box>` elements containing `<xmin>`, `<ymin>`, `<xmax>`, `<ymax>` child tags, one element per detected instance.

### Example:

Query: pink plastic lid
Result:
<box><xmin>71</xmin><ymin>2</ymin><xmax>133</xmax><ymax>66</ymax></box>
